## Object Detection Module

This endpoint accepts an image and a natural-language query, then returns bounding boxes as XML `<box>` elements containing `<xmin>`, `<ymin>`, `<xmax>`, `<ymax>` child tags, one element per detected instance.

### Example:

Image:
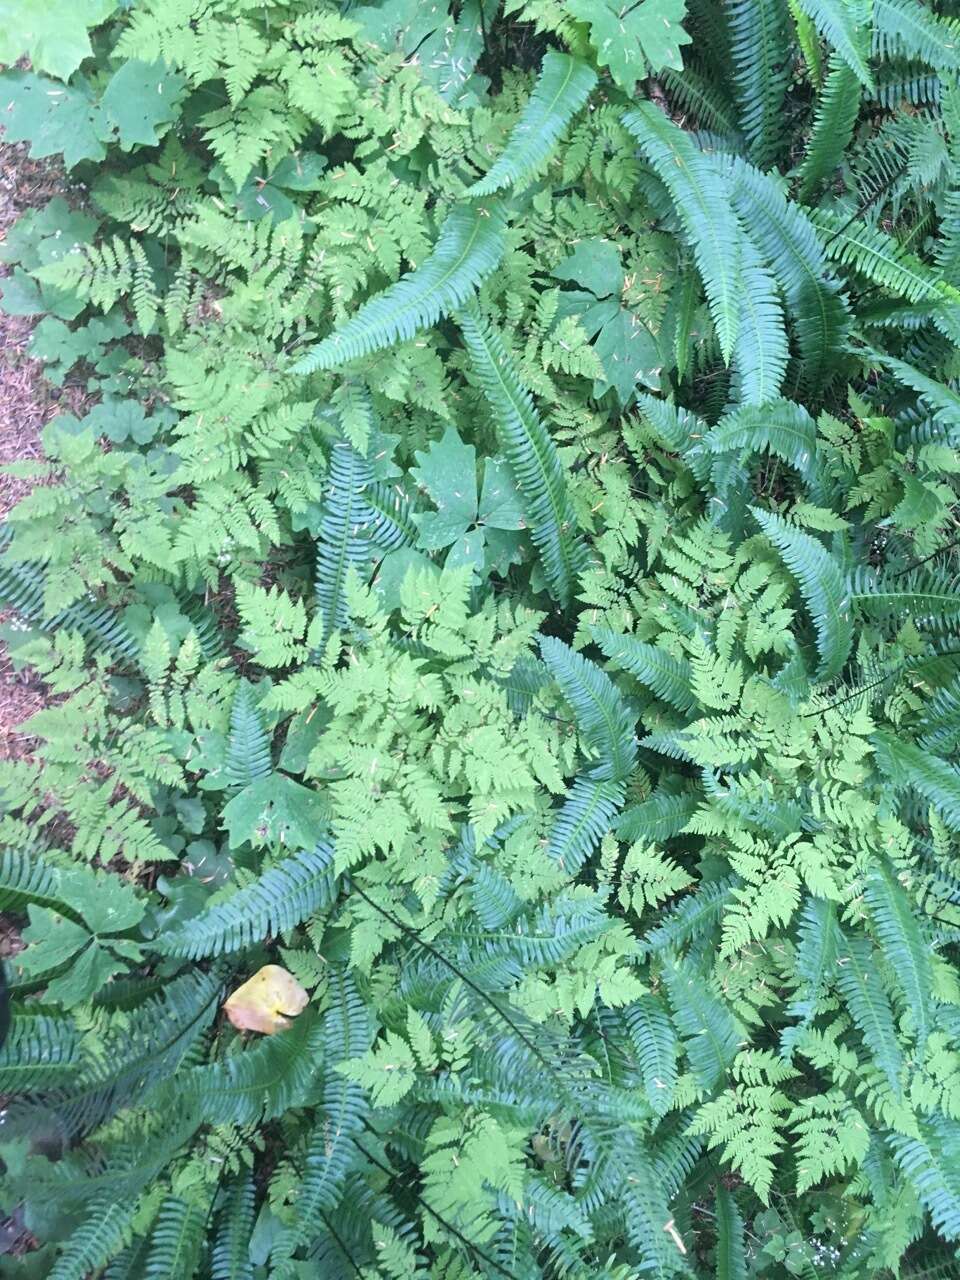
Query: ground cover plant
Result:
<box><xmin>2</xmin><ymin>0</ymin><xmax>960</xmax><ymax>1274</ymax></box>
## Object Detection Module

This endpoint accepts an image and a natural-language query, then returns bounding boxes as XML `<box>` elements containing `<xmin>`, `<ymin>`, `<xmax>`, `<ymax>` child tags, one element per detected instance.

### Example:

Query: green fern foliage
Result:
<box><xmin>293</xmin><ymin>201</ymin><xmax>508</xmax><ymax>371</ymax></box>
<box><xmin>752</xmin><ymin>507</ymin><xmax>853</xmax><ymax>680</ymax></box>
<box><xmin>157</xmin><ymin>841</ymin><xmax>336</xmax><ymax>958</ymax></box>
<box><xmin>4</xmin><ymin>0</ymin><xmax>960</xmax><ymax>1274</ymax></box>
<box><xmin>458</xmin><ymin>300</ymin><xmax>587</xmax><ymax>605</ymax></box>
<box><xmin>467</xmin><ymin>50</ymin><xmax>597</xmax><ymax>196</ymax></box>
<box><xmin>623</xmin><ymin>102</ymin><xmax>742</xmax><ymax>361</ymax></box>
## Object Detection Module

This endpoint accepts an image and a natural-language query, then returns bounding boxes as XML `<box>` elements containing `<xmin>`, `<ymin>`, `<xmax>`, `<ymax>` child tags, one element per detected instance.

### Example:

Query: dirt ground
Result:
<box><xmin>0</xmin><ymin>141</ymin><xmax>71</xmax><ymax>757</ymax></box>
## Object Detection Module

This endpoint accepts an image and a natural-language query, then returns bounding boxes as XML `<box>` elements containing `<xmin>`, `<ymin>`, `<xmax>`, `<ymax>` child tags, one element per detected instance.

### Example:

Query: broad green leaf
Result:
<box><xmin>101</xmin><ymin>60</ymin><xmax>186</xmax><ymax>149</ymax></box>
<box><xmin>412</xmin><ymin>427</ymin><xmax>478</xmax><ymax>549</ymax></box>
<box><xmin>569</xmin><ymin>0</ymin><xmax>692</xmax><ymax>90</ymax></box>
<box><xmin>0</xmin><ymin>0</ymin><xmax>114</xmax><ymax>80</ymax></box>
<box><xmin>0</xmin><ymin>71</ymin><xmax>107</xmax><ymax>168</ymax></box>
<box><xmin>222</xmin><ymin>774</ymin><xmax>328</xmax><ymax>851</ymax></box>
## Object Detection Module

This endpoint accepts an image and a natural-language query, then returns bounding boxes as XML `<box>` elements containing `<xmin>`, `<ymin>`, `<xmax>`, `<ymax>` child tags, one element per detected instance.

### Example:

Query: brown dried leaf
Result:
<box><xmin>223</xmin><ymin>964</ymin><xmax>309</xmax><ymax>1035</ymax></box>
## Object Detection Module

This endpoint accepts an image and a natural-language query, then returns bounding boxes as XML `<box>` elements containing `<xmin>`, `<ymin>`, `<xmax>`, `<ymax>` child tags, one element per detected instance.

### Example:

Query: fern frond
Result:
<box><xmin>11</xmin><ymin>969</ymin><xmax>222</xmax><ymax>1140</ymax></box>
<box><xmin>176</xmin><ymin>1012</ymin><xmax>322</xmax><ymax>1124</ymax></box>
<box><xmin>873</xmin><ymin>732</ymin><xmax>960</xmax><ymax>831</ymax></box>
<box><xmin>728</xmin><ymin>0</ymin><xmax>790</xmax><ymax>168</ymax></box>
<box><xmin>659</xmin><ymin>65</ymin><xmax>739</xmax><ymax>135</ymax></box>
<box><xmin>714</xmin><ymin>1184</ymin><xmax>748</xmax><ymax>1280</ymax></box>
<box><xmin>0</xmin><ymin>846</ymin><xmax>80</xmax><ymax>919</ymax></box>
<box><xmin>752</xmin><ymin>507</ymin><xmax>852</xmax><ymax>681</ymax></box>
<box><xmin>593</xmin><ymin>627</ymin><xmax>697</xmax><ymax>713</ymax></box>
<box><xmin>873</xmin><ymin>0</ymin><xmax>960</xmax><ymax>72</ymax></box>
<box><xmin>723</xmin><ymin>157</ymin><xmax>850</xmax><ymax>394</ymax></box>
<box><xmin>703</xmin><ymin>399</ymin><xmax>818</xmax><ymax>484</ymax></box>
<box><xmin>785</xmin><ymin>895</ymin><xmax>840</xmax><ymax>1029</ymax></box>
<box><xmin>889</xmin><ymin>1119</ymin><xmax>960</xmax><ymax>1243</ymax></box>
<box><xmin>457</xmin><ymin>301</ymin><xmax>587</xmax><ymax>607</ymax></box>
<box><xmin>816</xmin><ymin>208</ymin><xmax>957</xmax><ymax>305</ymax></box>
<box><xmin>0</xmin><ymin>537</ymin><xmax>139</xmax><ymax>660</ymax></box>
<box><xmin>616</xmin><ymin>791</ymin><xmax>699</xmax><ymax>842</ymax></box>
<box><xmin>547</xmin><ymin>775</ymin><xmax>625</xmax><ymax>873</ymax></box>
<box><xmin>157</xmin><ymin>841</ymin><xmax>336</xmax><ymax>959</ymax></box>
<box><xmin>639</xmin><ymin>878</ymin><xmax>735</xmax><ymax>956</ymax></box>
<box><xmin>733</xmin><ymin>236</ymin><xmax>789</xmax><ymax>405</ymax></box>
<box><xmin>48</xmin><ymin>1201</ymin><xmax>139</xmax><ymax>1280</ymax></box>
<box><xmin>0</xmin><ymin>1013</ymin><xmax>80</xmax><ymax>1090</ymax></box>
<box><xmin>623</xmin><ymin>103</ymin><xmax>742</xmax><ymax>362</ymax></box>
<box><xmin>864</xmin><ymin>861</ymin><xmax>932</xmax><ymax>1044</ymax></box>
<box><xmin>835</xmin><ymin>933</ymin><xmax>903</xmax><ymax>1090</ymax></box>
<box><xmin>225</xmin><ymin>680</ymin><xmax>272</xmax><ymax>787</ymax></box>
<box><xmin>623</xmin><ymin>993</ymin><xmax>678</xmax><ymax>1116</ymax></box>
<box><xmin>848</xmin><ymin>568</ymin><xmax>960</xmax><ymax>628</ymax></box>
<box><xmin>211</xmin><ymin>1173</ymin><xmax>256</xmax><ymax>1280</ymax></box>
<box><xmin>270</xmin><ymin>971</ymin><xmax>370</xmax><ymax>1273</ymax></box>
<box><xmin>144</xmin><ymin>1194</ymin><xmax>209</xmax><ymax>1280</ymax></box>
<box><xmin>871</xmin><ymin>350</ymin><xmax>960</xmax><ymax>429</ymax></box>
<box><xmin>541</xmin><ymin>637</ymin><xmax>636</xmax><ymax>782</ymax></box>
<box><xmin>468</xmin><ymin>51</ymin><xmax>596</xmax><ymax>196</ymax></box>
<box><xmin>293</xmin><ymin>201</ymin><xmax>508</xmax><ymax>371</ymax></box>
<box><xmin>798</xmin><ymin>59</ymin><xmax>863</xmax><ymax>200</ymax></box>
<box><xmin>793</xmin><ymin>0</ymin><xmax>874</xmax><ymax>89</ymax></box>
<box><xmin>314</xmin><ymin>438</ymin><xmax>376</xmax><ymax>645</ymax></box>
<box><xmin>663</xmin><ymin>954</ymin><xmax>741</xmax><ymax>1090</ymax></box>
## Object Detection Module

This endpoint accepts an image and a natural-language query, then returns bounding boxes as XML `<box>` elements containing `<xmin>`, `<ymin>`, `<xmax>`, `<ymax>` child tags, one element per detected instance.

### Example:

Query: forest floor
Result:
<box><xmin>0</xmin><ymin>140</ymin><xmax>90</xmax><ymax>761</ymax></box>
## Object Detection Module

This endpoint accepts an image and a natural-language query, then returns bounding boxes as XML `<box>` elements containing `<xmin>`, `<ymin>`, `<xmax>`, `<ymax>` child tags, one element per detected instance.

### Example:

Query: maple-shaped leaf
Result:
<box><xmin>101</xmin><ymin>60</ymin><xmax>186</xmax><ymax>150</ymax></box>
<box><xmin>221</xmin><ymin>773</ymin><xmax>327</xmax><ymax>851</ymax></box>
<box><xmin>0</xmin><ymin>0</ymin><xmax>115</xmax><ymax>80</ymax></box>
<box><xmin>567</xmin><ymin>0</ymin><xmax>691</xmax><ymax>92</ymax></box>
<box><xmin>553</xmin><ymin>238</ymin><xmax>662</xmax><ymax>404</ymax></box>
<box><xmin>0</xmin><ymin>71</ymin><xmax>107</xmax><ymax>169</ymax></box>
<box><xmin>224</xmin><ymin>964</ymin><xmax>309</xmax><ymax>1034</ymax></box>
<box><xmin>412</xmin><ymin>427</ymin><xmax>524</xmax><ymax>574</ymax></box>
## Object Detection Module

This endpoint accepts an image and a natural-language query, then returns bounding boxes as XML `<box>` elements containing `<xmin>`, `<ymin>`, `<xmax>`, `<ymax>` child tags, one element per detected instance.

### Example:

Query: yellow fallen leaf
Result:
<box><xmin>223</xmin><ymin>964</ymin><xmax>309</xmax><ymax>1035</ymax></box>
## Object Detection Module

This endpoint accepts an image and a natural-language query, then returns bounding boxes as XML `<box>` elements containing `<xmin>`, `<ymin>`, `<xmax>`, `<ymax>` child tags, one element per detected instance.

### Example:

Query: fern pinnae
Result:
<box><xmin>863</xmin><ymin>861</ymin><xmax>933</xmax><ymax>1044</ymax></box>
<box><xmin>835</xmin><ymin>933</ymin><xmax>903</xmax><ymax>1091</ymax></box>
<box><xmin>292</xmin><ymin>201</ymin><xmax>508</xmax><ymax>372</ymax></box>
<box><xmin>872</xmin><ymin>0</ymin><xmax>960</xmax><ymax>72</ymax></box>
<box><xmin>793</xmin><ymin>0</ymin><xmax>874</xmax><ymax>89</ymax></box>
<box><xmin>144</xmin><ymin>1193</ymin><xmax>210</xmax><ymax>1280</ymax></box>
<box><xmin>225</xmin><ymin>680</ymin><xmax>272</xmax><ymax>787</ymax></box>
<box><xmin>702</xmin><ymin>399</ymin><xmax>818</xmax><ymax>484</ymax></box>
<box><xmin>47</xmin><ymin>1200</ymin><xmax>140</xmax><ymax>1280</ymax></box>
<box><xmin>732</xmin><ymin>235</ymin><xmax>789</xmax><ymax>405</ymax></box>
<box><xmin>211</xmin><ymin>1173</ymin><xmax>256</xmax><ymax>1280</ymax></box>
<box><xmin>751</xmin><ymin>507</ymin><xmax>853</xmax><ymax>681</ymax></box>
<box><xmin>722</xmin><ymin>155</ymin><xmax>850</xmax><ymax>393</ymax></box>
<box><xmin>816</xmin><ymin>208</ymin><xmax>957</xmax><ymax>306</ymax></box>
<box><xmin>540</xmin><ymin>636</ymin><xmax>636</xmax><ymax>783</ymax></box>
<box><xmin>547</xmin><ymin>774</ymin><xmax>625</xmax><ymax>873</ymax></box>
<box><xmin>623</xmin><ymin>103</ymin><xmax>743</xmax><ymax>362</ymax></box>
<box><xmin>727</xmin><ymin>0</ymin><xmax>791</xmax><ymax>169</ymax></box>
<box><xmin>457</xmin><ymin>300</ymin><xmax>587</xmax><ymax>607</ymax></box>
<box><xmin>797</xmin><ymin>58</ymin><xmax>863</xmax><ymax>200</ymax></box>
<box><xmin>593</xmin><ymin>626</ymin><xmax>697</xmax><ymax>713</ymax></box>
<box><xmin>157</xmin><ymin>840</ymin><xmax>337</xmax><ymax>959</ymax></box>
<box><xmin>467</xmin><ymin>51</ymin><xmax>597</xmax><ymax>197</ymax></box>
<box><xmin>714</xmin><ymin>1183</ymin><xmax>748</xmax><ymax>1280</ymax></box>
<box><xmin>314</xmin><ymin>436</ymin><xmax>376</xmax><ymax>646</ymax></box>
